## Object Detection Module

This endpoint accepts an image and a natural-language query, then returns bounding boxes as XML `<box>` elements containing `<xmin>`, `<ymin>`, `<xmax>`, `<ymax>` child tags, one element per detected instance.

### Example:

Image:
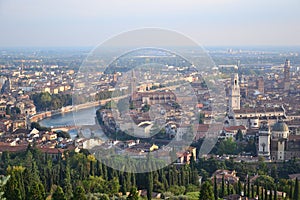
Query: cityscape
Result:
<box><xmin>1</xmin><ymin>0</ymin><xmax>300</xmax><ymax>200</ymax></box>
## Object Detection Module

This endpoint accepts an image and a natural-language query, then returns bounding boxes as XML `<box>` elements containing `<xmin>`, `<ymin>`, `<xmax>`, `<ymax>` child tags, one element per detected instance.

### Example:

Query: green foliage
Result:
<box><xmin>72</xmin><ymin>186</ymin><xmax>87</xmax><ymax>200</ymax></box>
<box><xmin>217</xmin><ymin>138</ymin><xmax>240</xmax><ymax>155</ymax></box>
<box><xmin>30</xmin><ymin>122</ymin><xmax>51</xmax><ymax>132</ymax></box>
<box><xmin>141</xmin><ymin>104</ymin><xmax>150</xmax><ymax>112</ymax></box>
<box><xmin>127</xmin><ymin>187</ymin><xmax>139</xmax><ymax>200</ymax></box>
<box><xmin>235</xmin><ymin>129</ymin><xmax>243</xmax><ymax>141</ymax></box>
<box><xmin>55</xmin><ymin>131</ymin><xmax>71</xmax><ymax>139</ymax></box>
<box><xmin>31</xmin><ymin>92</ymin><xmax>72</xmax><ymax>112</ymax></box>
<box><xmin>186</xmin><ymin>192</ymin><xmax>200</xmax><ymax>200</ymax></box>
<box><xmin>199</xmin><ymin>181</ymin><xmax>214</xmax><ymax>200</ymax></box>
<box><xmin>294</xmin><ymin>178</ymin><xmax>300</xmax><ymax>200</ymax></box>
<box><xmin>168</xmin><ymin>185</ymin><xmax>186</xmax><ymax>196</ymax></box>
<box><xmin>0</xmin><ymin>175</ymin><xmax>10</xmax><ymax>200</ymax></box>
<box><xmin>199</xmin><ymin>113</ymin><xmax>205</xmax><ymax>124</ymax></box>
<box><xmin>52</xmin><ymin>186</ymin><xmax>66</xmax><ymax>200</ymax></box>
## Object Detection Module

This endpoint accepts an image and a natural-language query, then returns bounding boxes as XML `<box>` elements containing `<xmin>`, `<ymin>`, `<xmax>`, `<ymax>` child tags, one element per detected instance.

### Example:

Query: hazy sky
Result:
<box><xmin>0</xmin><ymin>0</ymin><xmax>299</xmax><ymax>47</ymax></box>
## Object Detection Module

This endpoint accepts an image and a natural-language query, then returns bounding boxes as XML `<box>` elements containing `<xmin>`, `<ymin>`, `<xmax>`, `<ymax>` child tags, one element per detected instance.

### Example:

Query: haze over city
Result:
<box><xmin>0</xmin><ymin>0</ymin><xmax>300</xmax><ymax>47</ymax></box>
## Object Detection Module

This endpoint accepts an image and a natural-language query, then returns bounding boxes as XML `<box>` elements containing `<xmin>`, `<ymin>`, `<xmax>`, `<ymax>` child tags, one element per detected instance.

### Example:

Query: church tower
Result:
<box><xmin>130</xmin><ymin>69</ymin><xmax>137</xmax><ymax>100</ymax></box>
<box><xmin>284</xmin><ymin>59</ymin><xmax>290</xmax><ymax>91</ymax></box>
<box><xmin>258</xmin><ymin>122</ymin><xmax>271</xmax><ymax>158</ymax></box>
<box><xmin>229</xmin><ymin>73</ymin><xmax>240</xmax><ymax>110</ymax></box>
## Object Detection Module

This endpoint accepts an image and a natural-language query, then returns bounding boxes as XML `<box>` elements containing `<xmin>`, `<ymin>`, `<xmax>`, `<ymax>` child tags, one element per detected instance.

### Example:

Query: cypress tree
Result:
<box><xmin>199</xmin><ymin>181</ymin><xmax>214</xmax><ymax>200</ymax></box>
<box><xmin>213</xmin><ymin>176</ymin><xmax>218</xmax><ymax>200</ymax></box>
<box><xmin>247</xmin><ymin>177</ymin><xmax>250</xmax><ymax>197</ymax></box>
<box><xmin>52</xmin><ymin>186</ymin><xmax>66</xmax><ymax>200</ymax></box>
<box><xmin>264</xmin><ymin>184</ymin><xmax>268</xmax><ymax>200</ymax></box>
<box><xmin>227</xmin><ymin>180</ymin><xmax>230</xmax><ymax>196</ymax></box>
<box><xmin>290</xmin><ymin>182</ymin><xmax>294</xmax><ymax>199</ymax></box>
<box><xmin>63</xmin><ymin>161</ymin><xmax>72</xmax><ymax>200</ymax></box>
<box><xmin>244</xmin><ymin>181</ymin><xmax>247</xmax><ymax>197</ymax></box>
<box><xmin>72</xmin><ymin>186</ymin><xmax>87</xmax><ymax>200</ymax></box>
<box><xmin>274</xmin><ymin>186</ymin><xmax>277</xmax><ymax>200</ymax></box>
<box><xmin>220</xmin><ymin>175</ymin><xmax>225</xmax><ymax>197</ymax></box>
<box><xmin>294</xmin><ymin>178</ymin><xmax>300</xmax><ymax>200</ymax></box>
<box><xmin>237</xmin><ymin>180</ymin><xmax>242</xmax><ymax>195</ymax></box>
<box><xmin>146</xmin><ymin>172</ymin><xmax>153</xmax><ymax>200</ymax></box>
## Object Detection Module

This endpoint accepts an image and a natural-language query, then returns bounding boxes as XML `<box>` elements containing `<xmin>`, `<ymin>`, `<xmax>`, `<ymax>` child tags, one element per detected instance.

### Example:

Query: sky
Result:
<box><xmin>0</xmin><ymin>0</ymin><xmax>300</xmax><ymax>47</ymax></box>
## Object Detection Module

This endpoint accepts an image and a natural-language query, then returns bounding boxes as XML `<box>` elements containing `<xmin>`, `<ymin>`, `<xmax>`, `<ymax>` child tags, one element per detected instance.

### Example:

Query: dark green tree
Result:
<box><xmin>220</xmin><ymin>175</ymin><xmax>225</xmax><ymax>198</ymax></box>
<box><xmin>52</xmin><ymin>186</ymin><xmax>66</xmax><ymax>200</ymax></box>
<box><xmin>235</xmin><ymin>129</ymin><xmax>243</xmax><ymax>141</ymax></box>
<box><xmin>213</xmin><ymin>176</ymin><xmax>218</xmax><ymax>200</ymax></box>
<box><xmin>294</xmin><ymin>178</ymin><xmax>300</xmax><ymax>200</ymax></box>
<box><xmin>146</xmin><ymin>172</ymin><xmax>153</xmax><ymax>200</ymax></box>
<box><xmin>0</xmin><ymin>175</ymin><xmax>10</xmax><ymax>200</ymax></box>
<box><xmin>72</xmin><ymin>186</ymin><xmax>87</xmax><ymax>200</ymax></box>
<box><xmin>199</xmin><ymin>181</ymin><xmax>214</xmax><ymax>200</ymax></box>
<box><xmin>127</xmin><ymin>187</ymin><xmax>139</xmax><ymax>200</ymax></box>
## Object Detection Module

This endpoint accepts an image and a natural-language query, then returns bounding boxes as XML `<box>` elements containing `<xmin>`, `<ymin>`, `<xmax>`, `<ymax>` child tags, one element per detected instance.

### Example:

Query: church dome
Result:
<box><xmin>272</xmin><ymin>121</ymin><xmax>289</xmax><ymax>132</ymax></box>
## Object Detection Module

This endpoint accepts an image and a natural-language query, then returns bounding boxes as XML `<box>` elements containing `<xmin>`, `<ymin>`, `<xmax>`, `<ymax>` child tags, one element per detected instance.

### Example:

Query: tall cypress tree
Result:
<box><xmin>227</xmin><ymin>180</ymin><xmax>230</xmax><ymax>196</ymax></box>
<box><xmin>52</xmin><ymin>186</ymin><xmax>66</xmax><ymax>200</ymax></box>
<box><xmin>213</xmin><ymin>176</ymin><xmax>218</xmax><ymax>200</ymax></box>
<box><xmin>63</xmin><ymin>160</ymin><xmax>73</xmax><ymax>200</ymax></box>
<box><xmin>72</xmin><ymin>186</ymin><xmax>87</xmax><ymax>200</ymax></box>
<box><xmin>220</xmin><ymin>175</ymin><xmax>225</xmax><ymax>198</ymax></box>
<box><xmin>247</xmin><ymin>177</ymin><xmax>250</xmax><ymax>197</ymax></box>
<box><xmin>290</xmin><ymin>182</ymin><xmax>294</xmax><ymax>199</ymax></box>
<box><xmin>274</xmin><ymin>186</ymin><xmax>277</xmax><ymax>200</ymax></box>
<box><xmin>199</xmin><ymin>181</ymin><xmax>214</xmax><ymax>200</ymax></box>
<box><xmin>294</xmin><ymin>178</ymin><xmax>300</xmax><ymax>200</ymax></box>
<box><xmin>237</xmin><ymin>180</ymin><xmax>242</xmax><ymax>195</ymax></box>
<box><xmin>264</xmin><ymin>183</ymin><xmax>268</xmax><ymax>200</ymax></box>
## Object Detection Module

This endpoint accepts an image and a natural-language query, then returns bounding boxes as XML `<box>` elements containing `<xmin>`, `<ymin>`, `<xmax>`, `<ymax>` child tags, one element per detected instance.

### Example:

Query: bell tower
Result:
<box><xmin>229</xmin><ymin>73</ymin><xmax>240</xmax><ymax>110</ymax></box>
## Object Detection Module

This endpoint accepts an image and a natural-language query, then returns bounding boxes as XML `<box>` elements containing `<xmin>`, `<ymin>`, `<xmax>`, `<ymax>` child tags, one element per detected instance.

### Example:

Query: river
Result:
<box><xmin>39</xmin><ymin>106</ymin><xmax>101</xmax><ymax>138</ymax></box>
